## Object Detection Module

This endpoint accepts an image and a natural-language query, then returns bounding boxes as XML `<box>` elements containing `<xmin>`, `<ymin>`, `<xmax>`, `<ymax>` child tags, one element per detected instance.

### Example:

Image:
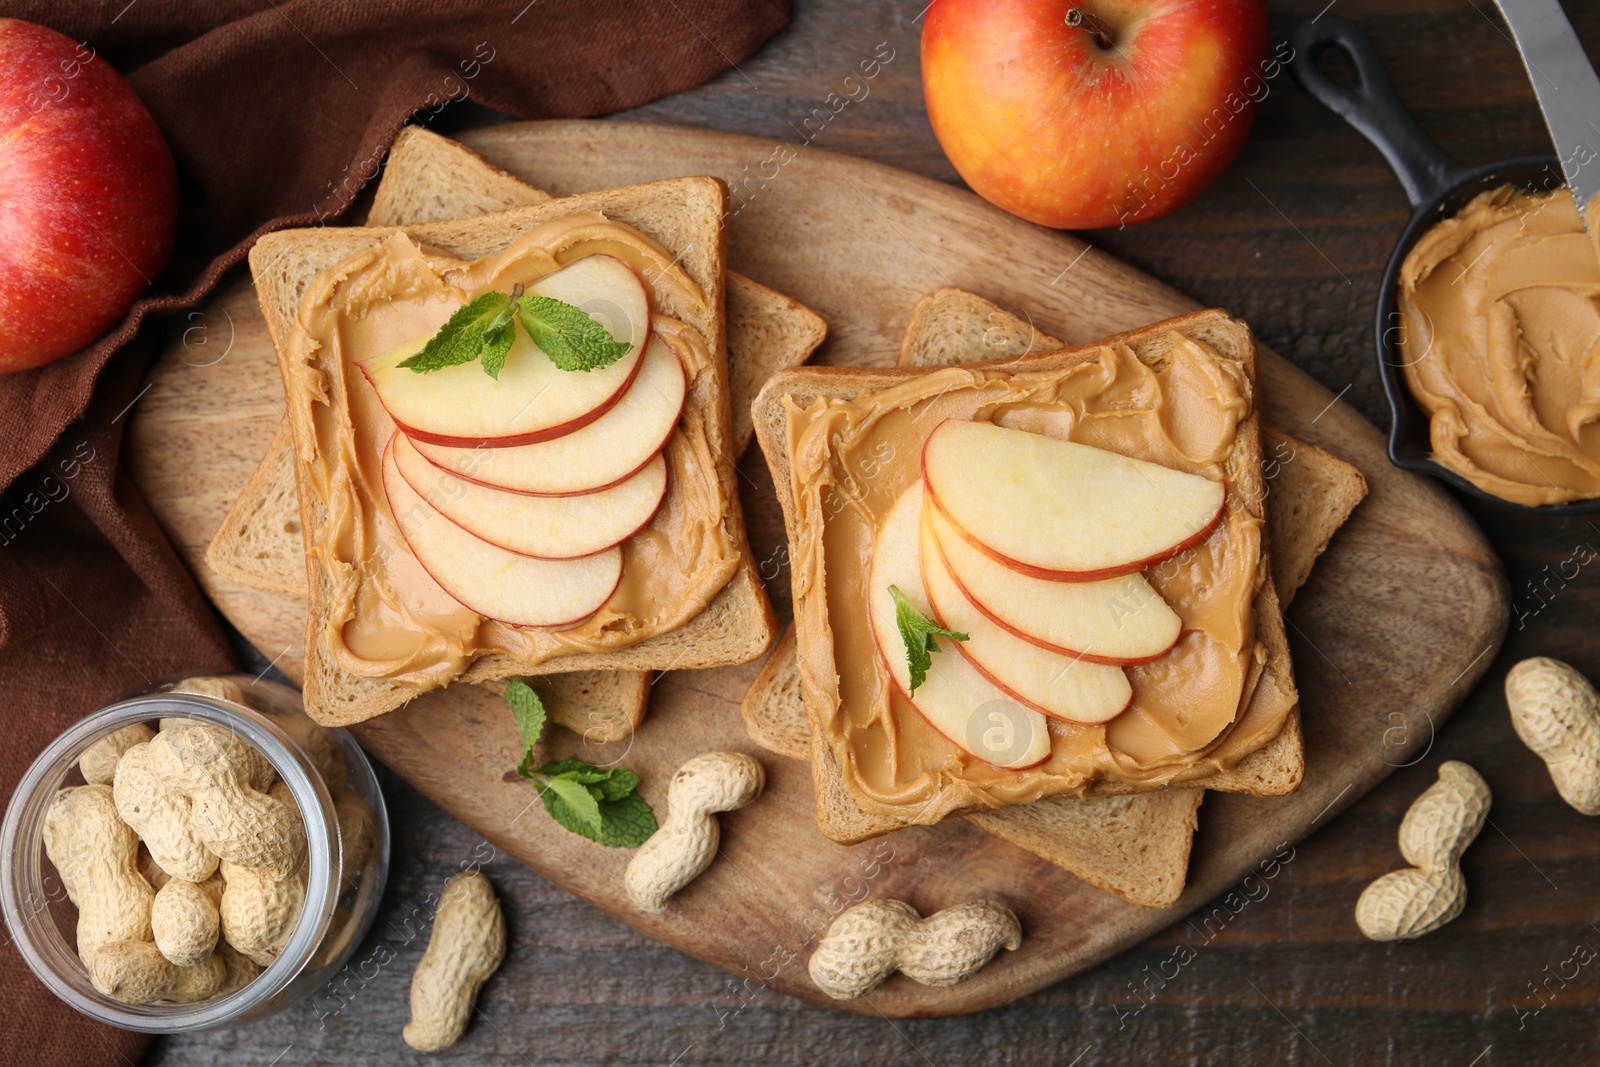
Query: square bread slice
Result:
<box><xmin>253</xmin><ymin>176</ymin><xmax>776</xmax><ymax>726</ymax></box>
<box><xmin>741</xmin><ymin>291</ymin><xmax>1365</xmax><ymax>904</ymax></box>
<box><xmin>207</xmin><ymin>128</ymin><xmax>826</xmax><ymax>596</ymax></box>
<box><xmin>211</xmin><ymin>131</ymin><xmax>823</xmax><ymax>742</ymax></box>
<box><xmin>753</xmin><ymin>309</ymin><xmax>1304</xmax><ymax>844</ymax></box>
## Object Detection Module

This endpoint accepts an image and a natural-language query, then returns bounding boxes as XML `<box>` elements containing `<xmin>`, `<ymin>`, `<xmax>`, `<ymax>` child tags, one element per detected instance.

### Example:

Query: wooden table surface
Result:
<box><xmin>149</xmin><ymin>1</ymin><xmax>1600</xmax><ymax>1063</ymax></box>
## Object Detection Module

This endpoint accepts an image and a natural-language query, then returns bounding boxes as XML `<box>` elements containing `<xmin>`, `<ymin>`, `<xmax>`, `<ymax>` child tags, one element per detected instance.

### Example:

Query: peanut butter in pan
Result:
<box><xmin>1399</xmin><ymin>185</ymin><xmax>1600</xmax><ymax>506</ymax></box>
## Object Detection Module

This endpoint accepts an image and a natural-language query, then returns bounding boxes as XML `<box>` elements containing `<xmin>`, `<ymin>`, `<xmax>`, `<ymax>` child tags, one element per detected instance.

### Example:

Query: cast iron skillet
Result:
<box><xmin>1288</xmin><ymin>16</ymin><xmax>1598</xmax><ymax>514</ymax></box>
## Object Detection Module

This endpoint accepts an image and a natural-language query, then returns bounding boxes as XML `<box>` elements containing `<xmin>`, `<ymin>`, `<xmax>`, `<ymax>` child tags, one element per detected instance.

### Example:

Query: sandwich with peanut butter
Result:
<box><xmin>212</xmin><ymin>129</ymin><xmax>824</xmax><ymax>741</ymax></box>
<box><xmin>752</xmin><ymin>309</ymin><xmax>1304</xmax><ymax>841</ymax></box>
<box><xmin>251</xmin><ymin>177</ymin><xmax>778</xmax><ymax>725</ymax></box>
<box><xmin>742</xmin><ymin>288</ymin><xmax>1366</xmax><ymax>906</ymax></box>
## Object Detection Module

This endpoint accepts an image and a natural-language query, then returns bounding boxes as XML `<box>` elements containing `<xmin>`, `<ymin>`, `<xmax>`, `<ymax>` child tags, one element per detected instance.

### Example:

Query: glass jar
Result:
<box><xmin>0</xmin><ymin>674</ymin><xmax>389</xmax><ymax>1032</ymax></box>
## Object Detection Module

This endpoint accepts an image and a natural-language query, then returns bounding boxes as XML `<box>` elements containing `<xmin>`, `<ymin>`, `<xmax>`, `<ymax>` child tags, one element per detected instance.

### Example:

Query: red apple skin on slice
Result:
<box><xmin>380</xmin><ymin>438</ymin><xmax>622</xmax><ymax>627</ymax></box>
<box><xmin>392</xmin><ymin>433</ymin><xmax>667</xmax><ymax>560</ymax></box>
<box><xmin>919</xmin><ymin>506</ymin><xmax>1133</xmax><ymax>724</ymax></box>
<box><xmin>921</xmin><ymin>418</ymin><xmax>1225</xmax><ymax>581</ymax></box>
<box><xmin>926</xmin><ymin>503</ymin><xmax>1181</xmax><ymax>665</ymax></box>
<box><xmin>358</xmin><ymin>255</ymin><xmax>650</xmax><ymax>448</ymax></box>
<box><xmin>866</xmin><ymin>481</ymin><xmax>1051</xmax><ymax>770</ymax></box>
<box><xmin>411</xmin><ymin>334</ymin><xmax>686</xmax><ymax>495</ymax></box>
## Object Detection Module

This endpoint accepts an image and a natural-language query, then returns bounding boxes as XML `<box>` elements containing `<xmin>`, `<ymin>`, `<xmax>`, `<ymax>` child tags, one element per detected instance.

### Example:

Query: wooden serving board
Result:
<box><xmin>125</xmin><ymin>121</ymin><xmax>1507</xmax><ymax>1017</ymax></box>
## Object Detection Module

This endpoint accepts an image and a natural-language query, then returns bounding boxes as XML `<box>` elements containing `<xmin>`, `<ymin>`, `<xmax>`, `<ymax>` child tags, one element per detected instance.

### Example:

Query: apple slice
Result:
<box><xmin>357</xmin><ymin>255</ymin><xmax>650</xmax><ymax>448</ymax></box>
<box><xmin>926</xmin><ymin>504</ymin><xmax>1180</xmax><ymax>664</ymax></box>
<box><xmin>867</xmin><ymin>481</ymin><xmax>1050</xmax><ymax>770</ymax></box>
<box><xmin>380</xmin><ymin>438</ymin><xmax>621</xmax><ymax>626</ymax></box>
<box><xmin>411</xmin><ymin>334</ymin><xmax>686</xmax><ymax>495</ymax></box>
<box><xmin>919</xmin><ymin>508</ymin><xmax>1133</xmax><ymax>724</ymax></box>
<box><xmin>392</xmin><ymin>432</ymin><xmax>666</xmax><ymax>560</ymax></box>
<box><xmin>921</xmin><ymin>419</ymin><xmax>1225</xmax><ymax>580</ymax></box>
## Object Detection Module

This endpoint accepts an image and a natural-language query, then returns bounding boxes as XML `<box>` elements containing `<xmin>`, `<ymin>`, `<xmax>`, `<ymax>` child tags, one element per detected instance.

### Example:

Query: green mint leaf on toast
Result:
<box><xmin>539</xmin><ymin>773</ymin><xmax>604</xmax><ymax>835</ymax></box>
<box><xmin>516</xmin><ymin>294</ymin><xmax>632</xmax><ymax>372</ymax></box>
<box><xmin>504</xmin><ymin>680</ymin><xmax>547</xmax><ymax>779</ymax></box>
<box><xmin>890</xmin><ymin>584</ymin><xmax>967</xmax><ymax>696</ymax></box>
<box><xmin>397</xmin><ymin>291</ymin><xmax>513</xmax><ymax>374</ymax></box>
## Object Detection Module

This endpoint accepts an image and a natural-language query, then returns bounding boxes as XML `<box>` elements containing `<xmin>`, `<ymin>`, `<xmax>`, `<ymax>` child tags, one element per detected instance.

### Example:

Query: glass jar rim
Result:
<box><xmin>0</xmin><ymin>692</ymin><xmax>340</xmax><ymax>1033</ymax></box>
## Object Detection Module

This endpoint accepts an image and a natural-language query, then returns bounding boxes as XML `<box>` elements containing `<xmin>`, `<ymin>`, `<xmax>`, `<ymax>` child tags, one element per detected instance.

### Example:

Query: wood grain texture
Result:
<box><xmin>140</xmin><ymin>0</ymin><xmax>1600</xmax><ymax>1061</ymax></box>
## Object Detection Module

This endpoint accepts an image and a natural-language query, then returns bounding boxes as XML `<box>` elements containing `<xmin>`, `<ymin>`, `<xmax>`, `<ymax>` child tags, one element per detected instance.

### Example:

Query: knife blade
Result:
<box><xmin>1493</xmin><ymin>0</ymin><xmax>1600</xmax><ymax>220</ymax></box>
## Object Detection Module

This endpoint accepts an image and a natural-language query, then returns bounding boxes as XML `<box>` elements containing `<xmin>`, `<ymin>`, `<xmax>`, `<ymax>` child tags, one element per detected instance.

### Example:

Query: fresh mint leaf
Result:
<box><xmin>504</xmin><ymin>680</ymin><xmax>547</xmax><ymax>779</ymax></box>
<box><xmin>539</xmin><ymin>774</ymin><xmax>603</xmax><ymax>836</ymax></box>
<box><xmin>511</xmin><ymin>721</ymin><xmax>656</xmax><ymax>847</ymax></box>
<box><xmin>477</xmin><ymin>317</ymin><xmax>516</xmax><ymax>379</ymax></box>
<box><xmin>397</xmin><ymin>291</ymin><xmax>513</xmax><ymax>374</ymax></box>
<box><xmin>516</xmin><ymin>294</ymin><xmax>632</xmax><ymax>372</ymax></box>
<box><xmin>533</xmin><ymin>758</ymin><xmax>655</xmax><ymax>847</ymax></box>
<box><xmin>595</xmin><ymin>791</ymin><xmax>656</xmax><ymax>848</ymax></box>
<box><xmin>539</xmin><ymin>757</ymin><xmax>610</xmax><ymax>785</ymax></box>
<box><xmin>594</xmin><ymin>767</ymin><xmax>640</xmax><ymax>802</ymax></box>
<box><xmin>890</xmin><ymin>584</ymin><xmax>967</xmax><ymax>696</ymax></box>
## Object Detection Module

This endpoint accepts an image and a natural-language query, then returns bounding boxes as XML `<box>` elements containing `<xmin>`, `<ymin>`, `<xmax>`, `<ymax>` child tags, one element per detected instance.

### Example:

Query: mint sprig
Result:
<box><xmin>890</xmin><ymin>585</ymin><xmax>967</xmax><ymax>696</ymax></box>
<box><xmin>399</xmin><ymin>283</ymin><xmax>630</xmax><ymax>378</ymax></box>
<box><xmin>503</xmin><ymin>681</ymin><xmax>657</xmax><ymax>848</ymax></box>
<box><xmin>397</xmin><ymin>291</ymin><xmax>517</xmax><ymax>376</ymax></box>
<box><xmin>505</xmin><ymin>679</ymin><xmax>547</xmax><ymax>778</ymax></box>
<box><xmin>515</xmin><ymin>295</ymin><xmax>632</xmax><ymax>372</ymax></box>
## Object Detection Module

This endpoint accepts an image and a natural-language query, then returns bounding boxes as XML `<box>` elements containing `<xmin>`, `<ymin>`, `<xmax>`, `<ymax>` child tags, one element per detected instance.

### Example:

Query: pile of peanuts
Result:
<box><xmin>44</xmin><ymin>678</ymin><xmax>374</xmax><ymax>1006</ymax></box>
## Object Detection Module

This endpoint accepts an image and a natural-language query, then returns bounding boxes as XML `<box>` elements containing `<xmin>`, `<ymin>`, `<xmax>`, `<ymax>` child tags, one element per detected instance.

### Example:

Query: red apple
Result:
<box><xmin>922</xmin><ymin>0</ymin><xmax>1271</xmax><ymax>229</ymax></box>
<box><xmin>0</xmin><ymin>19</ymin><xmax>176</xmax><ymax>372</ymax></box>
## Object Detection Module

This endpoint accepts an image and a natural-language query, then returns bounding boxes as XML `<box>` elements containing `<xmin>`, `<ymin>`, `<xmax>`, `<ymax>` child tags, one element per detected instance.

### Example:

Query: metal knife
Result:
<box><xmin>1493</xmin><ymin>0</ymin><xmax>1600</xmax><ymax>220</ymax></box>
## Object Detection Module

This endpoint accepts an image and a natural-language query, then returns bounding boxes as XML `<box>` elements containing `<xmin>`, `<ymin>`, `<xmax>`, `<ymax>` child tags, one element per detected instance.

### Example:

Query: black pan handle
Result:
<box><xmin>1289</xmin><ymin>15</ymin><xmax>1468</xmax><ymax>210</ymax></box>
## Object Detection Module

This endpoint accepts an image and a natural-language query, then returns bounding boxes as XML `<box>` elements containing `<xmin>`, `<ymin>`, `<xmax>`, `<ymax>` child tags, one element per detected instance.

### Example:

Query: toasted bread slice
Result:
<box><xmin>254</xmin><ymin>177</ymin><xmax>776</xmax><ymax>725</ymax></box>
<box><xmin>208</xmin><ymin>129</ymin><xmax>649</xmax><ymax>742</ymax></box>
<box><xmin>1254</xmin><ymin>431</ymin><xmax>1369</xmax><ymax>606</ymax></box>
<box><xmin>896</xmin><ymin>285</ymin><xmax>1061</xmax><ymax>365</ymax></box>
<box><xmin>743</xmin><ymin>290</ymin><xmax>1364</xmax><ymax>904</ymax></box>
<box><xmin>368</xmin><ymin>126</ymin><xmax>553</xmax><ymax>223</ymax></box>
<box><xmin>753</xmin><ymin>309</ymin><xmax>1302</xmax><ymax>845</ymax></box>
<box><xmin>212</xmin><ymin>131</ymin><xmax>823</xmax><ymax>741</ymax></box>
<box><xmin>206</xmin><ymin>417</ymin><xmax>305</xmax><ymax>596</ymax></box>
<box><xmin>495</xmin><ymin>670</ymin><xmax>650</xmax><ymax>744</ymax></box>
<box><xmin>743</xmin><ymin>294</ymin><xmax>1365</xmax><ymax>757</ymax></box>
<box><xmin>207</xmin><ymin>129</ymin><xmax>825</xmax><ymax>598</ymax></box>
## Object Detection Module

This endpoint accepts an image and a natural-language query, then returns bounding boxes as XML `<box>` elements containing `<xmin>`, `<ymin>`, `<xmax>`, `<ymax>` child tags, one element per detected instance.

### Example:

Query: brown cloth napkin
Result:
<box><xmin>0</xmin><ymin>2</ymin><xmax>788</xmax><ymax>1063</ymax></box>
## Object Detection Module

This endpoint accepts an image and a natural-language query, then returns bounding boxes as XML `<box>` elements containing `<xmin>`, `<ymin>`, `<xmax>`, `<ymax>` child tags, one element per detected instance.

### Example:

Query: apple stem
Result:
<box><xmin>1065</xmin><ymin>8</ymin><xmax>1115</xmax><ymax>50</ymax></box>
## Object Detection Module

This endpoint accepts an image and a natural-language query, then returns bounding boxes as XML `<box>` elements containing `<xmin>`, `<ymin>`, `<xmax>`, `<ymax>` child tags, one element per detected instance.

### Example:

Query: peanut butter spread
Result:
<box><xmin>289</xmin><ymin>216</ymin><xmax>740</xmax><ymax>689</ymax></box>
<box><xmin>1399</xmin><ymin>185</ymin><xmax>1600</xmax><ymax>505</ymax></box>
<box><xmin>785</xmin><ymin>336</ymin><xmax>1296</xmax><ymax>817</ymax></box>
